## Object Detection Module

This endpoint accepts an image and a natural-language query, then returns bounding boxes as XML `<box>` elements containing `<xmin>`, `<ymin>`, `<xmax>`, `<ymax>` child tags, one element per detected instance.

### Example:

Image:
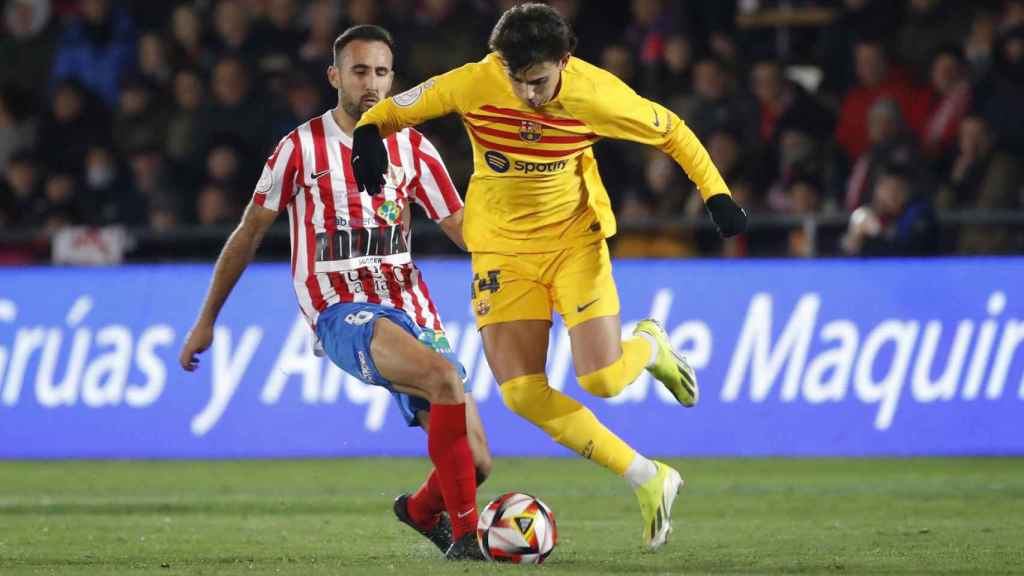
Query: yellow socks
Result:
<box><xmin>499</xmin><ymin>373</ymin><xmax>636</xmax><ymax>475</ymax></box>
<box><xmin>577</xmin><ymin>336</ymin><xmax>652</xmax><ymax>398</ymax></box>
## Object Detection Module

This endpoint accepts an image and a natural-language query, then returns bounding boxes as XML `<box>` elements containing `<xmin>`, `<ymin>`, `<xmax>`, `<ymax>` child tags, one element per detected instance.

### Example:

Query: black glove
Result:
<box><xmin>705</xmin><ymin>193</ymin><xmax>747</xmax><ymax>238</ymax></box>
<box><xmin>351</xmin><ymin>124</ymin><xmax>388</xmax><ymax>195</ymax></box>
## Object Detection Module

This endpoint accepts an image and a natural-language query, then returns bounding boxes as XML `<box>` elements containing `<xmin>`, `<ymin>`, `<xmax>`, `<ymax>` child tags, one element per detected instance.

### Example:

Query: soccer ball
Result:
<box><xmin>476</xmin><ymin>492</ymin><xmax>557</xmax><ymax>564</ymax></box>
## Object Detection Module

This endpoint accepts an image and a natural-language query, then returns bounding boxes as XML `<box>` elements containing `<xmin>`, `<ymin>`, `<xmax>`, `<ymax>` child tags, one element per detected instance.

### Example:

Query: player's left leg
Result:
<box><xmin>395</xmin><ymin>398</ymin><xmax>492</xmax><ymax>554</ymax></box>
<box><xmin>551</xmin><ymin>240</ymin><xmax>687</xmax><ymax>549</ymax></box>
<box><xmin>556</xmin><ymin>240</ymin><xmax>697</xmax><ymax>406</ymax></box>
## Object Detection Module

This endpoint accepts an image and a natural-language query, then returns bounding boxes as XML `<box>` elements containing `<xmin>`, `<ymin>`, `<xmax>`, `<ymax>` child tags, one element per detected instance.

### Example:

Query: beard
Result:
<box><xmin>340</xmin><ymin>95</ymin><xmax>364</xmax><ymax>120</ymax></box>
<box><xmin>338</xmin><ymin>88</ymin><xmax>380</xmax><ymax>121</ymax></box>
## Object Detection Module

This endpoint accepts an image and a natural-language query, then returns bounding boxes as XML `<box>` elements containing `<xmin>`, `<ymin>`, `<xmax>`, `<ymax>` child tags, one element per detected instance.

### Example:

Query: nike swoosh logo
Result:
<box><xmin>651</xmin><ymin>106</ymin><xmax>660</xmax><ymax>128</ymax></box>
<box><xmin>457</xmin><ymin>509</ymin><xmax>474</xmax><ymax>518</ymax></box>
<box><xmin>311</xmin><ymin>169</ymin><xmax>331</xmax><ymax>180</ymax></box>
<box><xmin>577</xmin><ymin>298</ymin><xmax>600</xmax><ymax>313</ymax></box>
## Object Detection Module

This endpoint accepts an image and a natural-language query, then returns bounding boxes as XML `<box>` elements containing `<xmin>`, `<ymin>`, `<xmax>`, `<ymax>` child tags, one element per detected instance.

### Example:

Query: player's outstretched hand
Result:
<box><xmin>180</xmin><ymin>322</ymin><xmax>214</xmax><ymax>372</ymax></box>
<box><xmin>351</xmin><ymin>124</ymin><xmax>388</xmax><ymax>195</ymax></box>
<box><xmin>705</xmin><ymin>193</ymin><xmax>748</xmax><ymax>238</ymax></box>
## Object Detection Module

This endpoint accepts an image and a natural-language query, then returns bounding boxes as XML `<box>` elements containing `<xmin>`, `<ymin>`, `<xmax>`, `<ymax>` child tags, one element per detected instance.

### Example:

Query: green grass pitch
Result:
<box><xmin>1</xmin><ymin>458</ymin><xmax>1021</xmax><ymax>575</ymax></box>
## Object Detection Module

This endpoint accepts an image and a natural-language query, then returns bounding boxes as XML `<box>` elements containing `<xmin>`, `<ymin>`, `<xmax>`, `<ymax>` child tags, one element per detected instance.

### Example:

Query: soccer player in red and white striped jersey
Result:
<box><xmin>179</xmin><ymin>25</ymin><xmax>490</xmax><ymax>560</ymax></box>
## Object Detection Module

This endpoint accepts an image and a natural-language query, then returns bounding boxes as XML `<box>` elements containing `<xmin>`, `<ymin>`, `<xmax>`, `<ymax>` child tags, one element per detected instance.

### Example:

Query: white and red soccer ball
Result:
<box><xmin>476</xmin><ymin>492</ymin><xmax>557</xmax><ymax>564</ymax></box>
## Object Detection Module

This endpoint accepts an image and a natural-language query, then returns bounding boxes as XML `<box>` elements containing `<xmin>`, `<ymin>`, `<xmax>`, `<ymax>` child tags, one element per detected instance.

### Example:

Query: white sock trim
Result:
<box><xmin>636</xmin><ymin>332</ymin><xmax>659</xmax><ymax>368</ymax></box>
<box><xmin>623</xmin><ymin>453</ymin><xmax>659</xmax><ymax>490</ymax></box>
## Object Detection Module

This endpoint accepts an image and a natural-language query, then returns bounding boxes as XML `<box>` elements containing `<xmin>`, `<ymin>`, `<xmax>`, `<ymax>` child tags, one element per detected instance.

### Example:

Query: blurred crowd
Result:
<box><xmin>1</xmin><ymin>0</ymin><xmax>1023</xmax><ymax>259</ymax></box>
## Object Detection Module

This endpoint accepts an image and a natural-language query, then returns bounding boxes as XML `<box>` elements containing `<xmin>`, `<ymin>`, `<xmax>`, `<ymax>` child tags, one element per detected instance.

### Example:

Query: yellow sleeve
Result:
<box><xmin>571</xmin><ymin>68</ymin><xmax>730</xmax><ymax>201</ymax></box>
<box><xmin>357</xmin><ymin>63</ymin><xmax>474</xmax><ymax>137</ymax></box>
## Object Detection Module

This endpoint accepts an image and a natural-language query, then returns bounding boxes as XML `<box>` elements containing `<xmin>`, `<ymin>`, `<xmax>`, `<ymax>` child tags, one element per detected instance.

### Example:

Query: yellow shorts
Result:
<box><xmin>470</xmin><ymin>239</ymin><xmax>620</xmax><ymax>330</ymax></box>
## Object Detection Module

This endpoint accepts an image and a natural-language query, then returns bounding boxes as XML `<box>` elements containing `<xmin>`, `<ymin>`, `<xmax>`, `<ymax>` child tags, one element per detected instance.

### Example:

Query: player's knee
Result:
<box><xmin>577</xmin><ymin>369</ymin><xmax>619</xmax><ymax>398</ymax></box>
<box><xmin>498</xmin><ymin>374</ymin><xmax>547</xmax><ymax>418</ymax></box>
<box><xmin>423</xmin><ymin>355</ymin><xmax>463</xmax><ymax>405</ymax></box>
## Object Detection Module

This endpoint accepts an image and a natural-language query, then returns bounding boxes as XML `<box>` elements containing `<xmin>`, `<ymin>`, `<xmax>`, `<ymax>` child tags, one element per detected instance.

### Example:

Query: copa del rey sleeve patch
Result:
<box><xmin>392</xmin><ymin>79</ymin><xmax>435</xmax><ymax>107</ymax></box>
<box><xmin>255</xmin><ymin>166</ymin><xmax>273</xmax><ymax>193</ymax></box>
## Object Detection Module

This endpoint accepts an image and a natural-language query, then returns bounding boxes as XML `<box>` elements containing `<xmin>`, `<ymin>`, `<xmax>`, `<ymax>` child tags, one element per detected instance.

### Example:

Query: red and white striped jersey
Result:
<box><xmin>252</xmin><ymin>110</ymin><xmax>463</xmax><ymax>333</ymax></box>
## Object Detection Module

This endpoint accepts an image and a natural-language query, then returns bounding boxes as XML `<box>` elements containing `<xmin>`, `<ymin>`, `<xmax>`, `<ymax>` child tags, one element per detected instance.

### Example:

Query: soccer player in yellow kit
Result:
<box><xmin>351</xmin><ymin>3</ymin><xmax>747</xmax><ymax>550</ymax></box>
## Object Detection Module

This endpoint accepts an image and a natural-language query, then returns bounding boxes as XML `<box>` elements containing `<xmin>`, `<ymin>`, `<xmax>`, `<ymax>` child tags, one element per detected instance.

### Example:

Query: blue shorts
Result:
<box><xmin>315</xmin><ymin>302</ymin><xmax>466</xmax><ymax>427</ymax></box>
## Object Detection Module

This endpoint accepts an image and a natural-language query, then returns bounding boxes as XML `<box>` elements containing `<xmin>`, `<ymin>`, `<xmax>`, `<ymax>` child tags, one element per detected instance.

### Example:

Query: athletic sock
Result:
<box><xmin>577</xmin><ymin>336</ymin><xmax>654</xmax><ymax>397</ymax></box>
<box><xmin>406</xmin><ymin>468</ymin><xmax>444</xmax><ymax>529</ymax></box>
<box><xmin>427</xmin><ymin>402</ymin><xmax>478</xmax><ymax>540</ymax></box>
<box><xmin>500</xmin><ymin>374</ymin><xmax>638</xmax><ymax>475</ymax></box>
<box><xmin>623</xmin><ymin>453</ymin><xmax>659</xmax><ymax>490</ymax></box>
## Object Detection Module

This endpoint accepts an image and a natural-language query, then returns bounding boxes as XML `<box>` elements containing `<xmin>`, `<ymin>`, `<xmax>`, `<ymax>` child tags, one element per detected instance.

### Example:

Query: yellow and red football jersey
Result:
<box><xmin>359</xmin><ymin>53</ymin><xmax>730</xmax><ymax>253</ymax></box>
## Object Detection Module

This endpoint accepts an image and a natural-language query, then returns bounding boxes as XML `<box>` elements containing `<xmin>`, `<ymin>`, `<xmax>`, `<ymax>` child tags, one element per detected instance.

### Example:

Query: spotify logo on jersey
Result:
<box><xmin>484</xmin><ymin>150</ymin><xmax>510</xmax><ymax>173</ymax></box>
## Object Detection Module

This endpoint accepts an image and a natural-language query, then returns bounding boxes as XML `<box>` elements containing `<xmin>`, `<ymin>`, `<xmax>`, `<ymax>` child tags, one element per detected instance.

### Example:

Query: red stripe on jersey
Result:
<box><xmin>404</xmin><ymin>266</ymin><xmax>427</xmax><ymax>327</ymax></box>
<box><xmin>340</xmin><ymin>144</ymin><xmax>364</xmax><ymax>228</ymax></box>
<box><xmin>468</xmin><ymin>125</ymin><xmax>589</xmax><ymax>157</ymax></box>
<box><xmin>311</xmin><ymin>118</ymin><xmax>352</xmax><ymax>304</ymax></box>
<box><xmin>301</xmin><ymin>171</ymin><xmax>326</xmax><ymax>312</ymax></box>
<box><xmin>381</xmin><ymin>264</ymin><xmax>405</xmax><ymax>309</ymax></box>
<box><xmin>411</xmin><ymin>130</ymin><xmax>461</xmax><ymax>215</ymax></box>
<box><xmin>267</xmin><ymin>131</ymin><xmax>292</xmax><ymax>169</ymax></box>
<box><xmin>479</xmin><ymin>105</ymin><xmax>587</xmax><ymax>126</ymax></box>
<box><xmin>465</xmin><ymin>113</ymin><xmax>530</xmax><ymax>128</ymax></box>
<box><xmin>358</xmin><ymin>268</ymin><xmax>382</xmax><ymax>304</ymax></box>
<box><xmin>416</xmin><ymin>273</ymin><xmax>444</xmax><ymax>331</ymax></box>
<box><xmin>287</xmin><ymin>131</ymin><xmax>319</xmax><ymax>309</ymax></box>
<box><xmin>288</xmin><ymin>203</ymin><xmax>298</xmax><ymax>273</ymax></box>
<box><xmin>281</xmin><ymin>132</ymin><xmax>302</xmax><ymax>208</ymax></box>
<box><xmin>467</xmin><ymin>122</ymin><xmax>596</xmax><ymax>144</ymax></box>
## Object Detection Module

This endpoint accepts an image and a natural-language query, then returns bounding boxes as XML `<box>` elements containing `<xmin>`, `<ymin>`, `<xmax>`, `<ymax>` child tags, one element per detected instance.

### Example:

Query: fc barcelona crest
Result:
<box><xmin>519</xmin><ymin>120</ymin><xmax>543</xmax><ymax>143</ymax></box>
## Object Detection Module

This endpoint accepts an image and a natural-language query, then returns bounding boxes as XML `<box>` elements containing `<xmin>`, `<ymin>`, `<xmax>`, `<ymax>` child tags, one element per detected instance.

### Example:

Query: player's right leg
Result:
<box><xmin>555</xmin><ymin>239</ymin><xmax>697</xmax><ymax>407</ymax></box>
<box><xmin>315</xmin><ymin>304</ymin><xmax>482</xmax><ymax>560</ymax></box>
<box><xmin>396</xmin><ymin>398</ymin><xmax>492</xmax><ymax>554</ymax></box>
<box><xmin>367</xmin><ymin>318</ymin><xmax>484</xmax><ymax>560</ymax></box>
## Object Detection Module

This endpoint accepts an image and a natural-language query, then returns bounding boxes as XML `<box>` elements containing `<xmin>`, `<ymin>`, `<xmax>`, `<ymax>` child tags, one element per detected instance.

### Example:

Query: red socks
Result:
<box><xmin>425</xmin><ymin>402</ymin><xmax>478</xmax><ymax>539</ymax></box>
<box><xmin>406</xmin><ymin>469</ymin><xmax>444</xmax><ymax>528</ymax></box>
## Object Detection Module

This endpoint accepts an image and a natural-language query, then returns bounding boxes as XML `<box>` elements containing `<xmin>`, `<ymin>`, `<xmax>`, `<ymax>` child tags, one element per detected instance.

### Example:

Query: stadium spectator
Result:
<box><xmin>165</xmin><ymin>68</ymin><xmax>209</xmax><ymax>177</ymax></box>
<box><xmin>211</xmin><ymin>0</ymin><xmax>263</xmax><ymax>74</ymax></box>
<box><xmin>37</xmin><ymin>78</ymin><xmax>110</xmax><ymax>175</ymax></box>
<box><xmin>0</xmin><ymin>150</ymin><xmax>41</xmax><ymax>227</ymax></box>
<box><xmin>168</xmin><ymin>3</ymin><xmax>211</xmax><ymax>71</ymax></box>
<box><xmin>976</xmin><ymin>25</ymin><xmax>1024</xmax><ymax>154</ymax></box>
<box><xmin>112</xmin><ymin>75</ymin><xmax>169</xmax><ymax>161</ymax></box>
<box><xmin>844</xmin><ymin>99</ymin><xmax>918</xmax><ymax>212</ymax></box>
<box><xmin>81</xmin><ymin>144</ymin><xmax>139</xmax><ymax>226</ymax></box>
<box><xmin>834</xmin><ymin>39</ymin><xmax>926</xmax><ymax>162</ymax></box>
<box><xmin>36</xmin><ymin>170</ymin><xmax>80</xmax><ymax>232</ymax></box>
<box><xmin>0</xmin><ymin>86</ymin><xmax>37</xmax><ymax>171</ymax></box>
<box><xmin>298</xmin><ymin>0</ymin><xmax>341</xmax><ymax>68</ymax></box>
<box><xmin>136</xmin><ymin>31</ymin><xmax>172</xmax><ymax>88</ymax></box>
<box><xmin>259</xmin><ymin>0</ymin><xmax>303</xmax><ymax>78</ymax></box>
<box><xmin>842</xmin><ymin>166</ymin><xmax>939</xmax><ymax>256</ymax></box>
<box><xmin>0</xmin><ymin>0</ymin><xmax>59</xmax><ymax>97</ymax></box>
<box><xmin>678</xmin><ymin>57</ymin><xmax>756</xmax><ymax>142</ymax></box>
<box><xmin>899</xmin><ymin>0</ymin><xmax>971</xmax><ymax>77</ymax></box>
<box><xmin>938</xmin><ymin>114</ymin><xmax>1023</xmax><ymax>253</ymax></box>
<box><xmin>126</xmin><ymin>144</ymin><xmax>178</xmax><ymax>228</ymax></box>
<box><xmin>819</xmin><ymin>0</ymin><xmax>903</xmax><ymax>97</ymax></box>
<box><xmin>50</xmin><ymin>0</ymin><xmax>136</xmax><ymax>108</ymax></box>
<box><xmin>785</xmin><ymin>174</ymin><xmax>823</xmax><ymax>258</ymax></box>
<box><xmin>199</xmin><ymin>57</ymin><xmax>272</xmax><ymax>158</ymax></box>
<box><xmin>750</xmin><ymin>59</ymin><xmax>833</xmax><ymax>148</ymax></box>
<box><xmin>921</xmin><ymin>46</ymin><xmax>972</xmax><ymax>161</ymax></box>
<box><xmin>195</xmin><ymin>181</ymin><xmax>238</xmax><ymax>226</ymax></box>
<box><xmin>649</xmin><ymin>34</ymin><xmax>693</xmax><ymax>103</ymax></box>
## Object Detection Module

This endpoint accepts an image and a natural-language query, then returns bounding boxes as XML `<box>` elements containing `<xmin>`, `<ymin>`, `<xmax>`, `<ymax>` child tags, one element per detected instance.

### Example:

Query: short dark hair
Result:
<box><xmin>488</xmin><ymin>3</ymin><xmax>577</xmax><ymax>74</ymax></box>
<box><xmin>333</xmin><ymin>25</ymin><xmax>394</xmax><ymax>64</ymax></box>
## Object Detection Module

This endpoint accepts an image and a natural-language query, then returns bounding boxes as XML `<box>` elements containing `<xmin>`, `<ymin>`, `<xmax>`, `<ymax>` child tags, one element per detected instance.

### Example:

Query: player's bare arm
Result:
<box><xmin>179</xmin><ymin>202</ymin><xmax>277</xmax><ymax>371</ymax></box>
<box><xmin>438</xmin><ymin>208</ymin><xmax>466</xmax><ymax>251</ymax></box>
